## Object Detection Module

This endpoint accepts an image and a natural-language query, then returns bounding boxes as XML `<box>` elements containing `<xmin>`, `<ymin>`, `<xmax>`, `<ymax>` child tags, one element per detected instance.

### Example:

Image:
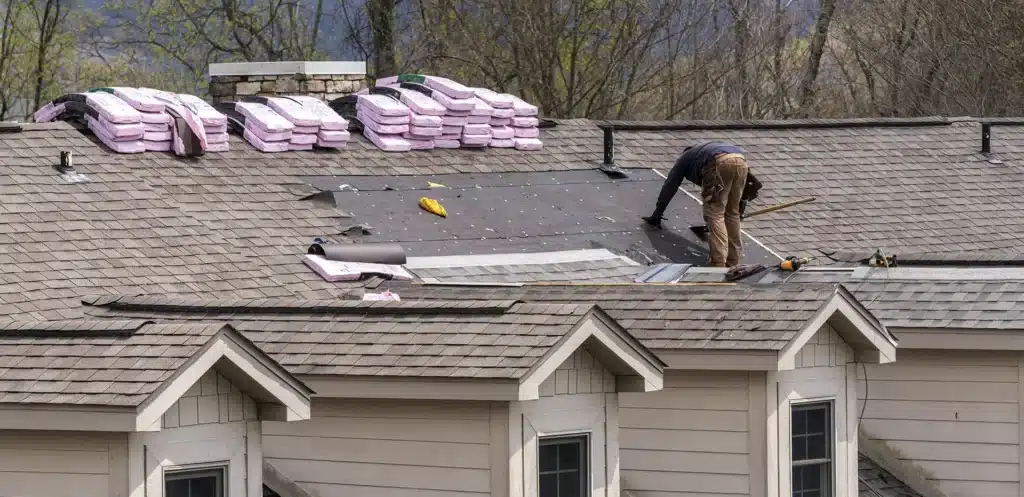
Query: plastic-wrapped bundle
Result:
<box><xmin>144</xmin><ymin>130</ymin><xmax>172</xmax><ymax>141</ymax></box>
<box><xmin>207</xmin><ymin>141</ymin><xmax>230</xmax><ymax>153</ymax></box>
<box><xmin>356</xmin><ymin>94</ymin><xmax>410</xmax><ymax>117</ymax></box>
<box><xmin>175</xmin><ymin>93</ymin><xmax>229</xmax><ymax>127</ymax></box>
<box><xmin>489</xmin><ymin>138</ymin><xmax>516</xmax><ymax>148</ymax></box>
<box><xmin>286</xmin><ymin>95</ymin><xmax>349</xmax><ymax>130</ymax></box>
<box><xmin>492</xmin><ymin>107</ymin><xmax>515</xmax><ymax>119</ymax></box>
<box><xmin>362</xmin><ymin>124</ymin><xmax>412</xmax><ymax>152</ymax></box>
<box><xmin>290</xmin><ymin>132</ymin><xmax>318</xmax><ymax>145</ymax></box>
<box><xmin>514</xmin><ymin>126</ymin><xmax>539</xmax><ymax>138</ymax></box>
<box><xmin>462</xmin><ymin>123</ymin><xmax>491</xmax><ymax>136</ymax></box>
<box><xmin>491</xmin><ymin>125</ymin><xmax>514</xmax><ymax>140</ymax></box>
<box><xmin>515</xmin><ymin>138</ymin><xmax>543</xmax><ymax>151</ymax></box>
<box><xmin>467</xmin><ymin>115</ymin><xmax>491</xmax><ymax>125</ymax></box>
<box><xmin>398</xmin><ymin>82</ymin><xmax>474</xmax><ymax>111</ymax></box>
<box><xmin>107</xmin><ymin>87</ymin><xmax>165</xmax><ymax>113</ymax></box>
<box><xmin>244</xmin><ymin>128</ymin><xmax>290</xmax><ymax>152</ymax></box>
<box><xmin>510</xmin><ymin>95</ymin><xmax>539</xmax><ymax>116</ymax></box>
<box><xmin>439</xmin><ymin>132</ymin><xmax>462</xmax><ymax>141</ymax></box>
<box><xmin>206</xmin><ymin>132</ymin><xmax>229</xmax><ymax>144</ymax></box>
<box><xmin>410</xmin><ymin>114</ymin><xmax>442</xmax><ymax>127</ymax></box>
<box><xmin>357</xmin><ymin>109</ymin><xmax>409</xmax><ymax>134</ymax></box>
<box><xmin>85</xmin><ymin>107</ymin><xmax>145</xmax><ymax>139</ymax></box>
<box><xmin>389</xmin><ymin>74</ymin><xmax>475</xmax><ymax>99</ymax></box>
<box><xmin>472</xmin><ymin>87</ymin><xmax>516</xmax><ymax>109</ymax></box>
<box><xmin>294</xmin><ymin>125</ymin><xmax>319</xmax><ymax>134</ymax></box>
<box><xmin>232</xmin><ymin>102</ymin><xmax>294</xmax><ymax>133</ymax></box>
<box><xmin>407</xmin><ymin>125</ymin><xmax>442</xmax><ymax>137</ymax></box>
<box><xmin>86</xmin><ymin>115</ymin><xmax>145</xmax><ymax>153</ymax></box>
<box><xmin>407</xmin><ymin>138</ymin><xmax>435</xmax><ymax>150</ymax></box>
<box><xmin>144</xmin><ymin>140</ymin><xmax>171</xmax><ymax>152</ymax></box>
<box><xmin>242</xmin><ymin>96</ymin><xmax>320</xmax><ymax>127</ymax></box>
<box><xmin>441</xmin><ymin>125</ymin><xmax>463</xmax><ymax>136</ymax></box>
<box><xmin>370</xmin><ymin>86</ymin><xmax>446</xmax><ymax>116</ymax></box>
<box><xmin>434</xmin><ymin>139</ymin><xmax>461</xmax><ymax>149</ymax></box>
<box><xmin>205</xmin><ymin>122</ymin><xmax>228</xmax><ymax>134</ymax></box>
<box><xmin>356</xmin><ymin>104</ymin><xmax>410</xmax><ymax>125</ymax></box>
<box><xmin>85</xmin><ymin>92</ymin><xmax>142</xmax><ymax>124</ymax></box>
<box><xmin>461</xmin><ymin>134</ymin><xmax>490</xmax><ymax>147</ymax></box>
<box><xmin>143</xmin><ymin>121</ymin><xmax>170</xmax><ymax>132</ymax></box>
<box><xmin>318</xmin><ymin>129</ymin><xmax>350</xmax><ymax>142</ymax></box>
<box><xmin>165</xmin><ymin>105</ymin><xmax>207</xmax><ymax>157</ymax></box>
<box><xmin>316</xmin><ymin>138</ymin><xmax>348</xmax><ymax>148</ymax></box>
<box><xmin>441</xmin><ymin>115</ymin><xmax>468</xmax><ymax>127</ymax></box>
<box><xmin>490</xmin><ymin>117</ymin><xmax>512</xmax><ymax>126</ymax></box>
<box><xmin>470</xmin><ymin>98</ymin><xmax>494</xmax><ymax>118</ymax></box>
<box><xmin>512</xmin><ymin>116</ymin><xmax>539</xmax><ymax>127</ymax></box>
<box><xmin>33</xmin><ymin>102</ymin><xmax>66</xmax><ymax>123</ymax></box>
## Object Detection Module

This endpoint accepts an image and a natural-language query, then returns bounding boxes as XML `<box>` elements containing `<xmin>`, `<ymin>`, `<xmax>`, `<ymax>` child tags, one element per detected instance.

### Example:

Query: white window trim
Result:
<box><xmin>164</xmin><ymin>464</ymin><xmax>229</xmax><ymax>497</ymax></box>
<box><xmin>129</xmin><ymin>420</ymin><xmax>262</xmax><ymax>497</ymax></box>
<box><xmin>509</xmin><ymin>393</ymin><xmax>619</xmax><ymax>497</ymax></box>
<box><xmin>766</xmin><ymin>365</ymin><xmax>857</xmax><ymax>497</ymax></box>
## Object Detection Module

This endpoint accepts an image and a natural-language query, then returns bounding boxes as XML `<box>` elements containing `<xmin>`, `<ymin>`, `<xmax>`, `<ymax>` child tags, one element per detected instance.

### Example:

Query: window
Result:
<box><xmin>539</xmin><ymin>435</ymin><xmax>588</xmax><ymax>497</ymax></box>
<box><xmin>165</xmin><ymin>467</ymin><xmax>226</xmax><ymax>497</ymax></box>
<box><xmin>792</xmin><ymin>402</ymin><xmax>833</xmax><ymax>497</ymax></box>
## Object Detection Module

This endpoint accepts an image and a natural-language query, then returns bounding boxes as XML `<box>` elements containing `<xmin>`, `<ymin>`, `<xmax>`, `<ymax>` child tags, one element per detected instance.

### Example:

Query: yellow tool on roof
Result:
<box><xmin>427</xmin><ymin>181</ymin><xmax>446</xmax><ymax>188</ymax></box>
<box><xmin>419</xmin><ymin>197</ymin><xmax>448</xmax><ymax>217</ymax></box>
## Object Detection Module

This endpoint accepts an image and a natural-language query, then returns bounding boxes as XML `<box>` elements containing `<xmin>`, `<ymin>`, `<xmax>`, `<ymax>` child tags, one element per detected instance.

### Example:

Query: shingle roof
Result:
<box><xmin>0</xmin><ymin>321</ymin><xmax>226</xmax><ymax>406</ymax></box>
<box><xmin>859</xmin><ymin>452</ymin><xmax>924</xmax><ymax>497</ymax></box>
<box><xmin>406</xmin><ymin>249</ymin><xmax>644</xmax><ymax>283</ymax></box>
<box><xmin>82</xmin><ymin>295</ymin><xmax>605</xmax><ymax>378</ymax></box>
<box><xmin>608</xmin><ymin>118</ymin><xmax>1024</xmax><ymax>258</ymax></box>
<box><xmin>305</xmin><ymin>284</ymin><xmax>844</xmax><ymax>350</ymax></box>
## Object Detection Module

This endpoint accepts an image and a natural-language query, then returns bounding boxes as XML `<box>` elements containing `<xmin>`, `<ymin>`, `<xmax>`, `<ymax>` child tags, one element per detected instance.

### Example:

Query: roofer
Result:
<box><xmin>642</xmin><ymin>142</ymin><xmax>760</xmax><ymax>268</ymax></box>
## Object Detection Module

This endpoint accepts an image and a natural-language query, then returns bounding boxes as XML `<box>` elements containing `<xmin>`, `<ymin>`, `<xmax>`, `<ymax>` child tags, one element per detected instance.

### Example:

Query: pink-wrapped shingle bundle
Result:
<box><xmin>398</xmin><ymin>82</ymin><xmax>480</xmax><ymax>148</ymax></box>
<box><xmin>101</xmin><ymin>88</ymin><xmax>174</xmax><ymax>152</ymax></box>
<box><xmin>137</xmin><ymin>89</ymin><xmax>208</xmax><ymax>156</ymax></box>
<box><xmin>243</xmin><ymin>96</ymin><xmax>322</xmax><ymax>151</ymax></box>
<box><xmin>354</xmin><ymin>94</ymin><xmax>414</xmax><ymax>151</ymax></box>
<box><xmin>176</xmin><ymin>93</ymin><xmax>229</xmax><ymax>151</ymax></box>
<box><xmin>467</xmin><ymin>98</ymin><xmax>493</xmax><ymax>125</ymax></box>
<box><xmin>215</xmin><ymin>101</ymin><xmax>293</xmax><ymax>153</ymax></box>
<box><xmin>285</xmin><ymin>95</ymin><xmax>351</xmax><ymax>149</ymax></box>
<box><xmin>33</xmin><ymin>102</ymin><xmax>66</xmax><ymax>123</ymax></box>
<box><xmin>369</xmin><ymin>87</ymin><xmax>441</xmax><ymax>149</ymax></box>
<box><xmin>83</xmin><ymin>105</ymin><xmax>145</xmax><ymax>153</ymax></box>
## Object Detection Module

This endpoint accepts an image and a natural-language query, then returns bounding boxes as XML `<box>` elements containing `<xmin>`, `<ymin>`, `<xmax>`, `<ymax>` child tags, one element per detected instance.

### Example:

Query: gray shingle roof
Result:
<box><xmin>609</xmin><ymin>118</ymin><xmax>1024</xmax><ymax>258</ymax></box>
<box><xmin>82</xmin><ymin>295</ymin><xmax>605</xmax><ymax>378</ymax></box>
<box><xmin>859</xmin><ymin>453</ymin><xmax>924</xmax><ymax>497</ymax></box>
<box><xmin>0</xmin><ymin>321</ymin><xmax>226</xmax><ymax>406</ymax></box>
<box><xmin>297</xmin><ymin>284</ymin><xmax>843</xmax><ymax>351</ymax></box>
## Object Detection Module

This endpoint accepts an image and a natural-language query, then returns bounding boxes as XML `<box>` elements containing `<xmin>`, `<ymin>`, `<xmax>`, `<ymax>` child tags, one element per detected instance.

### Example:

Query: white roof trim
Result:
<box><xmin>134</xmin><ymin>331</ymin><xmax>311</xmax><ymax>431</ymax></box>
<box><xmin>518</xmin><ymin>315</ymin><xmax>663</xmax><ymax>401</ymax></box>
<box><xmin>404</xmin><ymin>249</ymin><xmax>638</xmax><ymax>269</ymax></box>
<box><xmin>777</xmin><ymin>293</ymin><xmax>897</xmax><ymax>370</ymax></box>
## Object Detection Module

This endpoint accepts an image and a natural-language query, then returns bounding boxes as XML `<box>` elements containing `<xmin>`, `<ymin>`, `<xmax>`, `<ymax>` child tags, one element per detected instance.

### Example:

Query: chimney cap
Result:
<box><xmin>209</xmin><ymin>61</ymin><xmax>366</xmax><ymax>77</ymax></box>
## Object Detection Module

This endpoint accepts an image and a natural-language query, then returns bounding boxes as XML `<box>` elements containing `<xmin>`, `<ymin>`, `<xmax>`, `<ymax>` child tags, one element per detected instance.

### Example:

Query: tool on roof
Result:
<box><xmin>725</xmin><ymin>264</ymin><xmax>769</xmax><ymax>281</ymax></box>
<box><xmin>689</xmin><ymin>197</ymin><xmax>816</xmax><ymax>240</ymax></box>
<box><xmin>778</xmin><ymin>256</ymin><xmax>813</xmax><ymax>271</ymax></box>
<box><xmin>427</xmin><ymin>181</ymin><xmax>446</xmax><ymax>188</ymax></box>
<box><xmin>869</xmin><ymin>249</ymin><xmax>896</xmax><ymax>268</ymax></box>
<box><xmin>419</xmin><ymin>197</ymin><xmax>448</xmax><ymax>217</ymax></box>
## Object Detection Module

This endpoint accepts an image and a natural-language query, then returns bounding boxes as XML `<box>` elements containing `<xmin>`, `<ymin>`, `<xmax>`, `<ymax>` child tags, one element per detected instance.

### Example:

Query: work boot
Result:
<box><xmin>641</xmin><ymin>214</ymin><xmax>664</xmax><ymax>229</ymax></box>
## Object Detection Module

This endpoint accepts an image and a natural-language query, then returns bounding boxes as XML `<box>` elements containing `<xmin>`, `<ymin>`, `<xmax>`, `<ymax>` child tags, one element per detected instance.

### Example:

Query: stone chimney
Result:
<box><xmin>208</xmin><ymin>61</ymin><xmax>368</xmax><ymax>103</ymax></box>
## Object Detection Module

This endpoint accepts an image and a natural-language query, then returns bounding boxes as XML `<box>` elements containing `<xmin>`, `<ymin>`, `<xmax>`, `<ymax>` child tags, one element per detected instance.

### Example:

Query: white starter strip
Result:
<box><xmin>651</xmin><ymin>168</ymin><xmax>784</xmax><ymax>261</ymax></box>
<box><xmin>404</xmin><ymin>248</ymin><xmax>639</xmax><ymax>269</ymax></box>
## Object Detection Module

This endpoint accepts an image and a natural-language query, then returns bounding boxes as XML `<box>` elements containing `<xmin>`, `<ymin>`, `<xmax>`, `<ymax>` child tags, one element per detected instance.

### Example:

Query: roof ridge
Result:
<box><xmin>81</xmin><ymin>295</ymin><xmax>518</xmax><ymax>314</ymax></box>
<box><xmin>0</xmin><ymin>319</ymin><xmax>153</xmax><ymax>336</ymax></box>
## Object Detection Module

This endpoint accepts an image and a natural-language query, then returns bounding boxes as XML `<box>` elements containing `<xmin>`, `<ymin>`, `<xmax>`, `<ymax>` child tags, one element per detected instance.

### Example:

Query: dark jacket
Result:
<box><xmin>676</xmin><ymin>142</ymin><xmax>744</xmax><ymax>185</ymax></box>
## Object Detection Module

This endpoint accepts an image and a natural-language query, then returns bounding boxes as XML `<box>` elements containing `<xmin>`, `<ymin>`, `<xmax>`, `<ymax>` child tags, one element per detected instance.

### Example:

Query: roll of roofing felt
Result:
<box><xmin>307</xmin><ymin>242</ymin><xmax>407</xmax><ymax>265</ymax></box>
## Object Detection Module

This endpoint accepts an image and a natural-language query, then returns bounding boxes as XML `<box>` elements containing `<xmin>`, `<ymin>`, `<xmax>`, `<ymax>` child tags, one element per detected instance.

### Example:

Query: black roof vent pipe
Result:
<box><xmin>982</xmin><ymin>123</ymin><xmax>991</xmax><ymax>154</ymax></box>
<box><xmin>598</xmin><ymin>126</ymin><xmax>627</xmax><ymax>178</ymax></box>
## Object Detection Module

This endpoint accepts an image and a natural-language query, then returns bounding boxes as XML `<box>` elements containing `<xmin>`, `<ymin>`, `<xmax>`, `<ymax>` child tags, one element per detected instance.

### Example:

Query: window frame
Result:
<box><xmin>790</xmin><ymin>401</ymin><xmax>834</xmax><ymax>497</ymax></box>
<box><xmin>164</xmin><ymin>464</ymin><xmax>228</xmax><ymax>497</ymax></box>
<box><xmin>538</xmin><ymin>434</ymin><xmax>590</xmax><ymax>497</ymax></box>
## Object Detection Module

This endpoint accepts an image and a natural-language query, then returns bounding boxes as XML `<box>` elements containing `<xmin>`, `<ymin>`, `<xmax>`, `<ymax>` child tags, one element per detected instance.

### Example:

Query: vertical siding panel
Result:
<box><xmin>859</xmin><ymin>352</ymin><xmax>1020</xmax><ymax>497</ymax></box>
<box><xmin>748</xmin><ymin>372</ymin><xmax>767</xmax><ymax>497</ymax></box>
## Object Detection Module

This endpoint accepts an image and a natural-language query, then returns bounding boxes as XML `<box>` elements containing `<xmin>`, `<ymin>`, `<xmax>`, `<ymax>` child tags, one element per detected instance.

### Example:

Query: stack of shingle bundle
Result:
<box><xmin>383</xmin><ymin>76</ymin><xmax>481</xmax><ymax>148</ymax></box>
<box><xmin>215</xmin><ymin>101</ymin><xmax>294</xmax><ymax>153</ymax></box>
<box><xmin>83</xmin><ymin>92</ymin><xmax>146</xmax><ymax>154</ymax></box>
<box><xmin>286</xmin><ymin>95</ymin><xmax>351</xmax><ymax>149</ymax></box>
<box><xmin>355</xmin><ymin>94</ymin><xmax>413</xmax><ymax>152</ymax></box>
<box><xmin>243</xmin><ymin>96</ymin><xmax>321</xmax><ymax>151</ymax></box>
<box><xmin>103</xmin><ymin>88</ymin><xmax>172</xmax><ymax>152</ymax></box>
<box><xmin>370</xmin><ymin>87</ymin><xmax>444</xmax><ymax>150</ymax></box>
<box><xmin>175</xmin><ymin>93</ymin><xmax>230</xmax><ymax>152</ymax></box>
<box><xmin>472</xmin><ymin>88</ymin><xmax>518</xmax><ymax>148</ymax></box>
<box><xmin>508</xmin><ymin>95</ymin><xmax>541</xmax><ymax>150</ymax></box>
<box><xmin>136</xmin><ymin>88</ymin><xmax>209</xmax><ymax>156</ymax></box>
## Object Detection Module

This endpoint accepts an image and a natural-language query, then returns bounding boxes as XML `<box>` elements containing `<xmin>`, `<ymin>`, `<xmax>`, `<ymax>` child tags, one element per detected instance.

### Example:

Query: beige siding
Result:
<box><xmin>795</xmin><ymin>325</ymin><xmax>853</xmax><ymax>368</ymax></box>
<box><xmin>163</xmin><ymin>369</ymin><xmax>258</xmax><ymax>428</ymax></box>
<box><xmin>858</xmin><ymin>351</ymin><xmax>1020</xmax><ymax>497</ymax></box>
<box><xmin>619</xmin><ymin>371</ymin><xmax>752</xmax><ymax>497</ymax></box>
<box><xmin>263</xmin><ymin>399</ymin><xmax>501</xmax><ymax>497</ymax></box>
<box><xmin>539</xmin><ymin>349</ymin><xmax>615</xmax><ymax>397</ymax></box>
<box><xmin>0</xmin><ymin>430</ymin><xmax>127</xmax><ymax>497</ymax></box>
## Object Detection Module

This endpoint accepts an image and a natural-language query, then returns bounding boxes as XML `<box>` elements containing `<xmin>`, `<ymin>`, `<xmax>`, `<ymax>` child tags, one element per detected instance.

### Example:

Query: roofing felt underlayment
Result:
<box><xmin>304</xmin><ymin>169</ymin><xmax>780</xmax><ymax>265</ymax></box>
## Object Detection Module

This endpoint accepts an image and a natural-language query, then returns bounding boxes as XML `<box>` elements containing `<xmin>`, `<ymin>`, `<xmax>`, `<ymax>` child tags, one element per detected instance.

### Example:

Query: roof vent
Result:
<box><xmin>55</xmin><ymin>150</ymin><xmax>88</xmax><ymax>184</ymax></box>
<box><xmin>982</xmin><ymin>123</ymin><xmax>991</xmax><ymax>154</ymax></box>
<box><xmin>598</xmin><ymin>126</ymin><xmax>627</xmax><ymax>178</ymax></box>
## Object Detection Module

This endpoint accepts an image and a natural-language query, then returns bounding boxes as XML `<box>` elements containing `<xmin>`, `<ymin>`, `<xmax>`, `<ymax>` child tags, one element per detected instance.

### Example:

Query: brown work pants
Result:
<box><xmin>701</xmin><ymin>154</ymin><xmax>749</xmax><ymax>267</ymax></box>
